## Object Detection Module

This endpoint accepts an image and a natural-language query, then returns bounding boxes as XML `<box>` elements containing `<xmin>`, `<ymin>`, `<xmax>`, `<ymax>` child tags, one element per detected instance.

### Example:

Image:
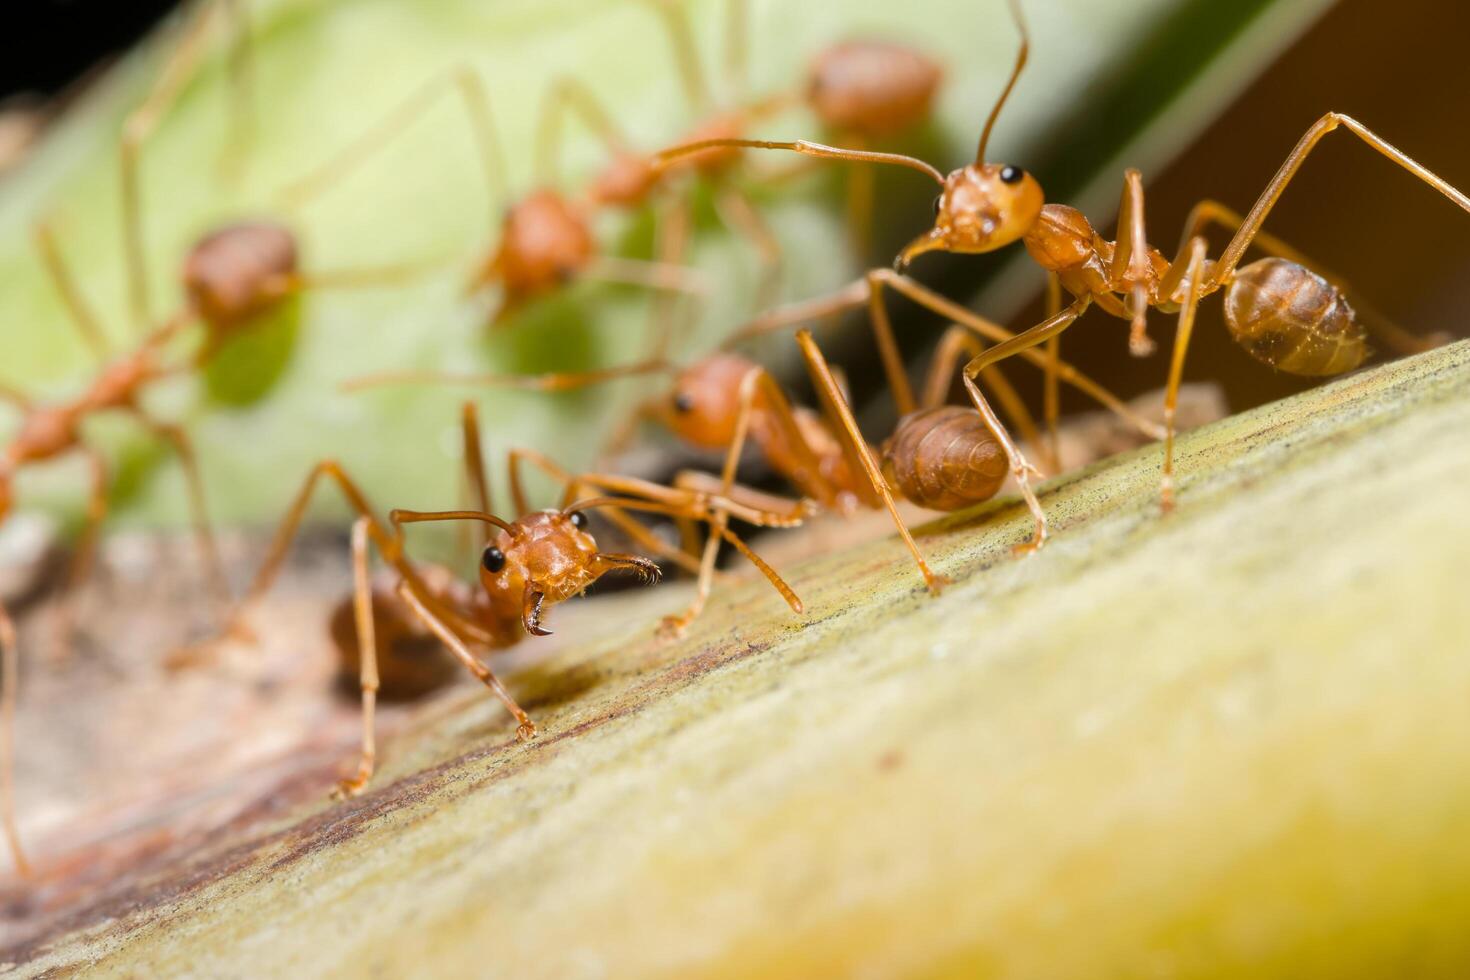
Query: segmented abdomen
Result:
<box><xmin>1224</xmin><ymin>257</ymin><xmax>1366</xmax><ymax>376</ymax></box>
<box><xmin>880</xmin><ymin>406</ymin><xmax>1006</xmax><ymax>512</ymax></box>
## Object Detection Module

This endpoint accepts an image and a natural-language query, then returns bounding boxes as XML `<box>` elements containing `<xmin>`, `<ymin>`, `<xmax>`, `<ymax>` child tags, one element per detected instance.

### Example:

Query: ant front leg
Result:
<box><xmin>960</xmin><ymin>299</ymin><xmax>1091</xmax><ymax>556</ymax></box>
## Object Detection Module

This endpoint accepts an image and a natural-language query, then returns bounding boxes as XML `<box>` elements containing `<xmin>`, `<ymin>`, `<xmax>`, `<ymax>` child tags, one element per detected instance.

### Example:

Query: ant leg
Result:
<box><xmin>796</xmin><ymin>329</ymin><xmax>948</xmax><ymax>593</ymax></box>
<box><xmin>1108</xmin><ymin>169</ymin><xmax>1156</xmax><ymax>356</ymax></box>
<box><xmin>1042</xmin><ymin>272</ymin><xmax>1063</xmax><ymax>470</ymax></box>
<box><xmin>120</xmin><ymin>0</ymin><xmax>236</xmax><ymax>328</ymax></box>
<box><xmin>333</xmin><ymin>517</ymin><xmax>381</xmax><ymax>798</ymax></box>
<box><xmin>871</xmin><ymin>269</ymin><xmax>1164</xmax><ymax>441</ymax></box>
<box><xmin>579</xmin><ymin>257</ymin><xmax>710</xmax><ymax>298</ymax></box>
<box><xmin>341</xmin><ymin>359</ymin><xmax>673</xmax><ymax>395</ymax></box>
<box><xmin>33</xmin><ymin>222</ymin><xmax>109</xmax><ymax>359</ymax></box>
<box><xmin>1212</xmin><ymin>113</ymin><xmax>1470</xmax><ymax>288</ymax></box>
<box><xmin>864</xmin><ymin>268</ymin><xmax>919</xmax><ymax>415</ymax></box>
<box><xmin>1159</xmin><ymin>238</ymin><xmax>1210</xmax><ymax>513</ymax></box>
<box><xmin>648</xmin><ymin>192</ymin><xmax>696</xmax><ymax>363</ymax></box>
<box><xmin>739</xmin><ymin>368</ymin><xmax>844</xmax><ymax>509</ymax></box>
<box><xmin>960</xmin><ymin>299</ymin><xmax>1091</xmax><ymax>555</ymax></box>
<box><xmin>713</xmin><ymin>184</ymin><xmax>783</xmax><ymax>313</ymax></box>
<box><xmin>724</xmin><ymin>0</ymin><xmax>748</xmax><ymax>101</ymax></box>
<box><xmin>130</xmin><ymin>412</ymin><xmax>228</xmax><ymax>603</ymax></box>
<box><xmin>921</xmin><ymin>325</ymin><xmax>1048</xmax><ymax>471</ymax></box>
<box><xmin>534</xmin><ymin>75</ymin><xmax>630</xmax><ymax>185</ymax></box>
<box><xmin>218</xmin><ymin>0</ymin><xmax>255</xmax><ymax>180</ymax></box>
<box><xmin>1182</xmin><ymin>198</ymin><xmax>1446</xmax><ymax>356</ymax></box>
<box><xmin>724</xmin><ymin>276</ymin><xmax>870</xmax><ymax>346</ymax></box>
<box><xmin>279</xmin><ymin>66</ymin><xmax>505</xmax><ymax>222</ymax></box>
<box><xmin>657</xmin><ymin>514</ymin><xmax>726</xmax><ymax>638</ymax></box>
<box><xmin>655</xmin><ymin>366</ymin><xmax>802</xmax><ymax>635</ymax></box>
<box><xmin>47</xmin><ymin>449</ymin><xmax>107</xmax><ymax>664</ymax></box>
<box><xmin>395</xmin><ymin>581</ymin><xmax>536</xmax><ymax>741</ymax></box>
<box><xmin>0</xmin><ymin>603</ymin><xmax>31</xmax><ymax>878</ymax></box>
<box><xmin>641</xmin><ymin>0</ymin><xmax>712</xmax><ymax>114</ymax></box>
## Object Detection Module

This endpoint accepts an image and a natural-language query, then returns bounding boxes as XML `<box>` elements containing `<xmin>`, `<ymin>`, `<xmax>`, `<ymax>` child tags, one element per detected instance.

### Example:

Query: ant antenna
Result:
<box><xmin>390</xmin><ymin>508</ymin><xmax>518</xmax><ymax>536</ymax></box>
<box><xmin>975</xmin><ymin>0</ymin><xmax>1030</xmax><ymax>164</ymax></box>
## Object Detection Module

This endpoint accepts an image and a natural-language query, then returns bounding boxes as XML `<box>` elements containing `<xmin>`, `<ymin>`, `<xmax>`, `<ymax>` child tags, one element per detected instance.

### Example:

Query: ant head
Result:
<box><xmin>897</xmin><ymin>0</ymin><xmax>1036</xmax><ymax>268</ymax></box>
<box><xmin>480</xmin><ymin>508</ymin><xmax>659</xmax><ymax>636</ymax></box>
<box><xmin>661</xmin><ymin>353</ymin><xmax>760</xmax><ymax>450</ymax></box>
<box><xmin>898</xmin><ymin>163</ymin><xmax>1043</xmax><ymax>266</ymax></box>
<box><xmin>182</xmin><ymin>221</ymin><xmax>299</xmax><ymax>328</ymax></box>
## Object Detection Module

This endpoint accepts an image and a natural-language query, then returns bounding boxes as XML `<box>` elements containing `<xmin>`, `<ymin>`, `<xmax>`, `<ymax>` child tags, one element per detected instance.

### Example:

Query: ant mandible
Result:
<box><xmin>651</xmin><ymin>0</ymin><xmax>1470</xmax><ymax>549</ymax></box>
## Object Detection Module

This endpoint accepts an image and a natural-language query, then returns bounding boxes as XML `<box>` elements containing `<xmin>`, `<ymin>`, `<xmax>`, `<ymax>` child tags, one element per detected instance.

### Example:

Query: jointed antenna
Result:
<box><xmin>976</xmin><ymin>0</ymin><xmax>1030</xmax><ymax>164</ymax></box>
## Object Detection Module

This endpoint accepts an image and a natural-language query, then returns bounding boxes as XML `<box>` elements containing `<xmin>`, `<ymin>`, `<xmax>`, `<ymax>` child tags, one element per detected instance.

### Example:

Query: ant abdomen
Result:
<box><xmin>330</xmin><ymin>588</ymin><xmax>460</xmax><ymax>702</ymax></box>
<box><xmin>182</xmin><ymin>221</ymin><xmax>299</xmax><ymax>327</ymax></box>
<box><xmin>880</xmin><ymin>406</ymin><xmax>1007</xmax><ymax>512</ymax></box>
<box><xmin>1224</xmin><ymin>257</ymin><xmax>1367</xmax><ymax>376</ymax></box>
<box><xmin>806</xmin><ymin>41</ymin><xmax>942</xmax><ymax>137</ymax></box>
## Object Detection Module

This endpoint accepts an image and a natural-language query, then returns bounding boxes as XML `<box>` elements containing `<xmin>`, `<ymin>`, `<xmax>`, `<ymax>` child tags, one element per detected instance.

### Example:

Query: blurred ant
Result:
<box><xmin>654</xmin><ymin>0</ymin><xmax>1470</xmax><ymax>548</ymax></box>
<box><xmin>196</xmin><ymin>400</ymin><xmax>805</xmax><ymax>798</ymax></box>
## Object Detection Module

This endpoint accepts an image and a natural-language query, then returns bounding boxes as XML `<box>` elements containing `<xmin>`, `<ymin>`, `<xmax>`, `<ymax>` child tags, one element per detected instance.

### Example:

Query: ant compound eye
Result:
<box><xmin>999</xmin><ymin>165</ymin><xmax>1025</xmax><ymax>185</ymax></box>
<box><xmin>568</xmin><ymin>510</ymin><xmax>589</xmax><ymax>530</ymax></box>
<box><xmin>672</xmin><ymin>391</ymin><xmax>696</xmax><ymax>413</ymax></box>
<box><xmin>932</xmin><ymin>194</ymin><xmax>944</xmax><ymax>215</ymax></box>
<box><xmin>481</xmin><ymin>546</ymin><xmax>506</xmax><ymax>573</ymax></box>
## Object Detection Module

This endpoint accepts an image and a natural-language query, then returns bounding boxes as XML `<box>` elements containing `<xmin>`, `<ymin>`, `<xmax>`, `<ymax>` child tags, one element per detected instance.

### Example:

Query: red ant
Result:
<box><xmin>652</xmin><ymin>0</ymin><xmax>1470</xmax><ymax>551</ymax></box>
<box><xmin>206</xmin><ymin>401</ymin><xmax>805</xmax><ymax>798</ymax></box>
